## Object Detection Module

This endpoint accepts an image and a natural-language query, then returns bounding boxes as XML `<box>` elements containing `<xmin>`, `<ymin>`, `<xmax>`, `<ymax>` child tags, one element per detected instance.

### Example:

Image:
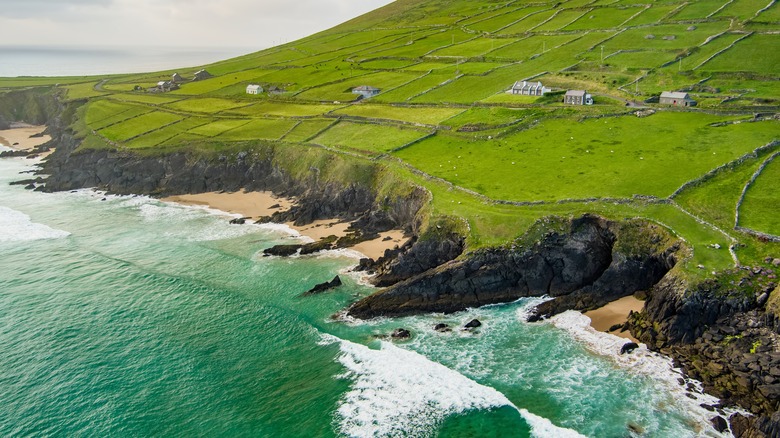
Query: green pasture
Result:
<box><xmin>432</xmin><ymin>37</ymin><xmax>518</xmax><ymax>58</ymax></box>
<box><xmin>467</xmin><ymin>6</ymin><xmax>550</xmax><ymax>33</ymax></box>
<box><xmin>358</xmin><ymin>59</ymin><xmax>419</xmax><ymax>70</ymax></box>
<box><xmin>295</xmin><ymin>71</ymin><xmax>423</xmax><ymax>102</ymax></box>
<box><xmin>86</xmin><ymin>102</ymin><xmax>153</xmax><ymax>130</ymax></box>
<box><xmin>124</xmin><ymin>117</ymin><xmax>211</xmax><ymax>149</ymax></box>
<box><xmin>605</xmin><ymin>50</ymin><xmax>678</xmax><ymax>70</ymax></box>
<box><xmin>673</xmin><ymin>33</ymin><xmax>743</xmax><ymax>71</ymax></box>
<box><xmin>64</xmin><ymin>82</ymin><xmax>108</xmax><ymax>100</ymax></box>
<box><xmin>222</xmin><ymin>101</ymin><xmax>341</xmax><ymax>118</ymax></box>
<box><xmin>442</xmin><ymin>106</ymin><xmax>541</xmax><ymax>130</ymax></box>
<box><xmin>107</xmin><ymin>93</ymin><xmax>183</xmax><ymax>105</ymax></box>
<box><xmin>312</xmin><ymin>121</ymin><xmax>430</xmax><ymax>155</ymax></box>
<box><xmin>498</xmin><ymin>10</ymin><xmax>558</xmax><ymax>34</ymax></box>
<box><xmin>713</xmin><ymin>0</ymin><xmax>770</xmax><ymax>19</ymax></box>
<box><xmin>281</xmin><ymin>119</ymin><xmax>336</xmax><ymax>142</ymax></box>
<box><xmin>675</xmin><ymin>146</ymin><xmax>776</xmax><ymax>232</ymax></box>
<box><xmin>332</xmin><ymin>104</ymin><xmax>464</xmax><ymax>125</ymax></box>
<box><xmin>489</xmin><ymin>34</ymin><xmax>581</xmax><ymax>61</ymax></box>
<box><xmin>623</xmin><ymin>5</ymin><xmax>678</xmax><ymax>26</ymax></box>
<box><xmin>215</xmin><ymin>118</ymin><xmax>298</xmax><ymax>141</ymax></box>
<box><xmin>739</xmin><ymin>156</ymin><xmax>780</xmax><ymax>236</ymax></box>
<box><xmin>165</xmin><ymin>97</ymin><xmax>251</xmax><ymax>114</ymax></box>
<box><xmin>370</xmin><ymin>29</ymin><xmax>474</xmax><ymax>58</ymax></box>
<box><xmin>606</xmin><ymin>23</ymin><xmax>730</xmax><ymax>51</ymax></box>
<box><xmin>564</xmin><ymin>6</ymin><xmax>645</xmax><ymax>30</ymax></box>
<box><xmin>395</xmin><ymin>113</ymin><xmax>779</xmax><ymax>202</ymax></box>
<box><xmin>99</xmin><ymin>111</ymin><xmax>183</xmax><ymax>142</ymax></box>
<box><xmin>700</xmin><ymin>34</ymin><xmax>780</xmax><ymax>74</ymax></box>
<box><xmin>672</xmin><ymin>0</ymin><xmax>730</xmax><ymax>20</ymax></box>
<box><xmin>0</xmin><ymin>77</ymin><xmax>93</xmax><ymax>88</ymax></box>
<box><xmin>187</xmin><ymin>119</ymin><xmax>251</xmax><ymax>137</ymax></box>
<box><xmin>535</xmin><ymin>9</ymin><xmax>591</xmax><ymax>32</ymax></box>
<box><xmin>755</xmin><ymin>0</ymin><xmax>780</xmax><ymax>21</ymax></box>
<box><xmin>370</xmin><ymin>72</ymin><xmax>455</xmax><ymax>102</ymax></box>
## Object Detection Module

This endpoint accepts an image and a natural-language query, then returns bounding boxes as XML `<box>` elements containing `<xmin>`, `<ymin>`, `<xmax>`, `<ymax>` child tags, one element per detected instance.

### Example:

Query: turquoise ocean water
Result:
<box><xmin>0</xmin><ymin>149</ymin><xmax>731</xmax><ymax>437</ymax></box>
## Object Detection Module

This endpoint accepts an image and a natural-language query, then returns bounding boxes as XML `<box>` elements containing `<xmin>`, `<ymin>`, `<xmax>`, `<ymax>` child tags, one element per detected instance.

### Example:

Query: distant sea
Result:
<box><xmin>0</xmin><ymin>45</ymin><xmax>258</xmax><ymax>77</ymax></box>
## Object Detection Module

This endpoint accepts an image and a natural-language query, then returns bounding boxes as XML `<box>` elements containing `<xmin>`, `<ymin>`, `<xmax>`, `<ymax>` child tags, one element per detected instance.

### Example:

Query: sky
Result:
<box><xmin>0</xmin><ymin>0</ymin><xmax>395</xmax><ymax>50</ymax></box>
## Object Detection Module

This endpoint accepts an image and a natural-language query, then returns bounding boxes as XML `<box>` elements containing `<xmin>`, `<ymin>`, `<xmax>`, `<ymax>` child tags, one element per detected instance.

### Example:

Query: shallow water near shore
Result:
<box><xmin>0</xmin><ymin>150</ymin><xmax>730</xmax><ymax>437</ymax></box>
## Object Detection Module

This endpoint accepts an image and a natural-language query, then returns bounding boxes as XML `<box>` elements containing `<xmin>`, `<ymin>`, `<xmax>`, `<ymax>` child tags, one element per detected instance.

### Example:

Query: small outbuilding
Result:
<box><xmin>564</xmin><ymin>90</ymin><xmax>593</xmax><ymax>105</ymax></box>
<box><xmin>509</xmin><ymin>80</ymin><xmax>551</xmax><ymax>96</ymax></box>
<box><xmin>352</xmin><ymin>85</ymin><xmax>381</xmax><ymax>99</ymax></box>
<box><xmin>171</xmin><ymin>72</ymin><xmax>184</xmax><ymax>83</ymax></box>
<box><xmin>659</xmin><ymin>91</ymin><xmax>697</xmax><ymax>107</ymax></box>
<box><xmin>193</xmin><ymin>69</ymin><xmax>213</xmax><ymax>81</ymax></box>
<box><xmin>246</xmin><ymin>84</ymin><xmax>263</xmax><ymax>95</ymax></box>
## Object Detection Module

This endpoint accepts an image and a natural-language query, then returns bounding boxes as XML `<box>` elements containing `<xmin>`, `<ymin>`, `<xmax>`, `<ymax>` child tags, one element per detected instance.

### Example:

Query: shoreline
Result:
<box><xmin>0</xmin><ymin>125</ymin><xmax>51</xmax><ymax>151</ymax></box>
<box><xmin>163</xmin><ymin>191</ymin><xmax>408</xmax><ymax>260</ymax></box>
<box><xmin>583</xmin><ymin>295</ymin><xmax>644</xmax><ymax>343</ymax></box>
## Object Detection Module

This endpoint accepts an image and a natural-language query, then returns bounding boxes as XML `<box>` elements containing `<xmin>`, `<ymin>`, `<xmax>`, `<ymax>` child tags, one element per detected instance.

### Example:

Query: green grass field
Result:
<box><xmin>739</xmin><ymin>156</ymin><xmax>780</xmax><ymax>235</ymax></box>
<box><xmin>395</xmin><ymin>113</ymin><xmax>778</xmax><ymax>201</ymax></box>
<box><xmin>332</xmin><ymin>104</ymin><xmax>464</xmax><ymax>125</ymax></box>
<box><xmin>312</xmin><ymin>121</ymin><xmax>430</xmax><ymax>156</ymax></box>
<box><xmin>99</xmin><ymin>111</ymin><xmax>184</xmax><ymax>142</ymax></box>
<box><xmin>4</xmin><ymin>0</ymin><xmax>777</xmax><ymax>273</ymax></box>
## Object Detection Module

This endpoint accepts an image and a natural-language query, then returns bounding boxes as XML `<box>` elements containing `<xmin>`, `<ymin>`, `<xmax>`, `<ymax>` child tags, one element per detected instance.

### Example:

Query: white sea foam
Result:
<box><xmin>320</xmin><ymin>333</ymin><xmax>584</xmax><ymax>438</ymax></box>
<box><xmin>0</xmin><ymin>206</ymin><xmax>70</xmax><ymax>242</ymax></box>
<box><xmin>548</xmin><ymin>310</ymin><xmax>736</xmax><ymax>437</ymax></box>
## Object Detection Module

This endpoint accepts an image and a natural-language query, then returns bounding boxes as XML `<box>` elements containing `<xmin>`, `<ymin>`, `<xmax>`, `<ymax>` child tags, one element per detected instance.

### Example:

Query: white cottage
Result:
<box><xmin>509</xmin><ymin>80</ymin><xmax>551</xmax><ymax>96</ymax></box>
<box><xmin>246</xmin><ymin>84</ymin><xmax>263</xmax><ymax>95</ymax></box>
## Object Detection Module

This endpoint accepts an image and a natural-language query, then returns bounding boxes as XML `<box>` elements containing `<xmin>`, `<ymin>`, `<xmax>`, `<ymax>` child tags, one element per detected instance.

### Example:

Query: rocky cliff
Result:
<box><xmin>628</xmin><ymin>265</ymin><xmax>780</xmax><ymax>436</ymax></box>
<box><xmin>346</xmin><ymin>215</ymin><xmax>679</xmax><ymax>319</ymax></box>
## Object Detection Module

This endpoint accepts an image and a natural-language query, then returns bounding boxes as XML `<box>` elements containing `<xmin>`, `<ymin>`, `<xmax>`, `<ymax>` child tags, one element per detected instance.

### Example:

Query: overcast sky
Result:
<box><xmin>0</xmin><ymin>0</ymin><xmax>394</xmax><ymax>49</ymax></box>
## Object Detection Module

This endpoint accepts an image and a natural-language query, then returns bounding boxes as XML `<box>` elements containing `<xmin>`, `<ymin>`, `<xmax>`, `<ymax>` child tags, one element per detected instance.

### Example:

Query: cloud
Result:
<box><xmin>0</xmin><ymin>0</ymin><xmax>392</xmax><ymax>48</ymax></box>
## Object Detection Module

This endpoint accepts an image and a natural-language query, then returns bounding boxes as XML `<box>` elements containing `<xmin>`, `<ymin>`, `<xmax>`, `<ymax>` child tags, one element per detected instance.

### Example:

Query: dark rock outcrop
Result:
<box><xmin>390</xmin><ymin>328</ymin><xmax>411</xmax><ymax>339</ymax></box>
<box><xmin>464</xmin><ymin>319</ymin><xmax>482</xmax><ymax>329</ymax></box>
<box><xmin>620</xmin><ymin>342</ymin><xmax>639</xmax><ymax>354</ymax></box>
<box><xmin>346</xmin><ymin>215</ymin><xmax>678</xmax><ymax>319</ymax></box>
<box><xmin>303</xmin><ymin>276</ymin><xmax>342</xmax><ymax>295</ymax></box>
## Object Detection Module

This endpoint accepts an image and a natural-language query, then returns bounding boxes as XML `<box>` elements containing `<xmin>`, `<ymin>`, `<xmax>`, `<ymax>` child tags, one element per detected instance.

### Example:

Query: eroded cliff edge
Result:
<box><xmin>347</xmin><ymin>215</ymin><xmax>680</xmax><ymax>319</ymax></box>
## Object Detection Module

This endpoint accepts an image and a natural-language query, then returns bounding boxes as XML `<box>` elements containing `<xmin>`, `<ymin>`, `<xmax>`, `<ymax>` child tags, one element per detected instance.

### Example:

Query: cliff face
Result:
<box><xmin>346</xmin><ymin>215</ymin><xmax>679</xmax><ymax>319</ymax></box>
<box><xmin>629</xmin><ymin>267</ymin><xmax>780</xmax><ymax>436</ymax></box>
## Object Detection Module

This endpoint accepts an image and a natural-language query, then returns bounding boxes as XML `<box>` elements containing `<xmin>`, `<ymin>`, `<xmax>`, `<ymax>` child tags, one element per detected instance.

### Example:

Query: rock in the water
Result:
<box><xmin>391</xmin><ymin>328</ymin><xmax>411</xmax><ymax>339</ymax></box>
<box><xmin>303</xmin><ymin>275</ymin><xmax>342</xmax><ymax>295</ymax></box>
<box><xmin>229</xmin><ymin>217</ymin><xmax>248</xmax><ymax>225</ymax></box>
<box><xmin>434</xmin><ymin>323</ymin><xmax>450</xmax><ymax>332</ymax></box>
<box><xmin>24</xmin><ymin>183</ymin><xmax>35</xmax><ymax>190</ymax></box>
<box><xmin>464</xmin><ymin>319</ymin><xmax>482</xmax><ymax>329</ymax></box>
<box><xmin>620</xmin><ymin>342</ymin><xmax>639</xmax><ymax>354</ymax></box>
<box><xmin>264</xmin><ymin>244</ymin><xmax>303</xmax><ymax>257</ymax></box>
<box><xmin>710</xmin><ymin>415</ymin><xmax>728</xmax><ymax>433</ymax></box>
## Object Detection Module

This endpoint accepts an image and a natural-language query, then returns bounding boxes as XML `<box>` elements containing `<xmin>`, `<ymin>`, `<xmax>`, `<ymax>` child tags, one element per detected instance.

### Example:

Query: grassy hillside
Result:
<box><xmin>1</xmin><ymin>0</ymin><xmax>778</xmax><ymax>276</ymax></box>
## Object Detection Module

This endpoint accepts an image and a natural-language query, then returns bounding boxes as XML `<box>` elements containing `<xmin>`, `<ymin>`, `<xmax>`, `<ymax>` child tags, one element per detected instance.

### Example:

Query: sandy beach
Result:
<box><xmin>163</xmin><ymin>191</ymin><xmax>408</xmax><ymax>260</ymax></box>
<box><xmin>0</xmin><ymin>125</ymin><xmax>50</xmax><ymax>151</ymax></box>
<box><xmin>583</xmin><ymin>295</ymin><xmax>644</xmax><ymax>343</ymax></box>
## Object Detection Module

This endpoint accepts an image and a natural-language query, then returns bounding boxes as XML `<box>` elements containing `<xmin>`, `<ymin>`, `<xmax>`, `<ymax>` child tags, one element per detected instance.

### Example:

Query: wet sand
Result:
<box><xmin>0</xmin><ymin>125</ymin><xmax>50</xmax><ymax>151</ymax></box>
<box><xmin>163</xmin><ymin>190</ymin><xmax>408</xmax><ymax>260</ymax></box>
<box><xmin>584</xmin><ymin>295</ymin><xmax>644</xmax><ymax>343</ymax></box>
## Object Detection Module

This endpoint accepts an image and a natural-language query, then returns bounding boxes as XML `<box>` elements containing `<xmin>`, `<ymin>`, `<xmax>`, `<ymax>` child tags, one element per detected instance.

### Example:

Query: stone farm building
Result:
<box><xmin>154</xmin><ymin>81</ymin><xmax>178</xmax><ymax>92</ymax></box>
<box><xmin>246</xmin><ymin>84</ymin><xmax>263</xmax><ymax>95</ymax></box>
<box><xmin>171</xmin><ymin>72</ymin><xmax>184</xmax><ymax>83</ymax></box>
<box><xmin>659</xmin><ymin>91</ymin><xmax>697</xmax><ymax>107</ymax></box>
<box><xmin>564</xmin><ymin>90</ymin><xmax>593</xmax><ymax>105</ymax></box>
<box><xmin>352</xmin><ymin>85</ymin><xmax>381</xmax><ymax>99</ymax></box>
<box><xmin>509</xmin><ymin>81</ymin><xmax>551</xmax><ymax>96</ymax></box>
<box><xmin>193</xmin><ymin>69</ymin><xmax>213</xmax><ymax>81</ymax></box>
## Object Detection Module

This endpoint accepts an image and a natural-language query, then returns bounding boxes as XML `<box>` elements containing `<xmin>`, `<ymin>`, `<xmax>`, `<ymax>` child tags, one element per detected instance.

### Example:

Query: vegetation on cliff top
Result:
<box><xmin>1</xmin><ymin>0</ymin><xmax>778</xmax><ymax>277</ymax></box>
